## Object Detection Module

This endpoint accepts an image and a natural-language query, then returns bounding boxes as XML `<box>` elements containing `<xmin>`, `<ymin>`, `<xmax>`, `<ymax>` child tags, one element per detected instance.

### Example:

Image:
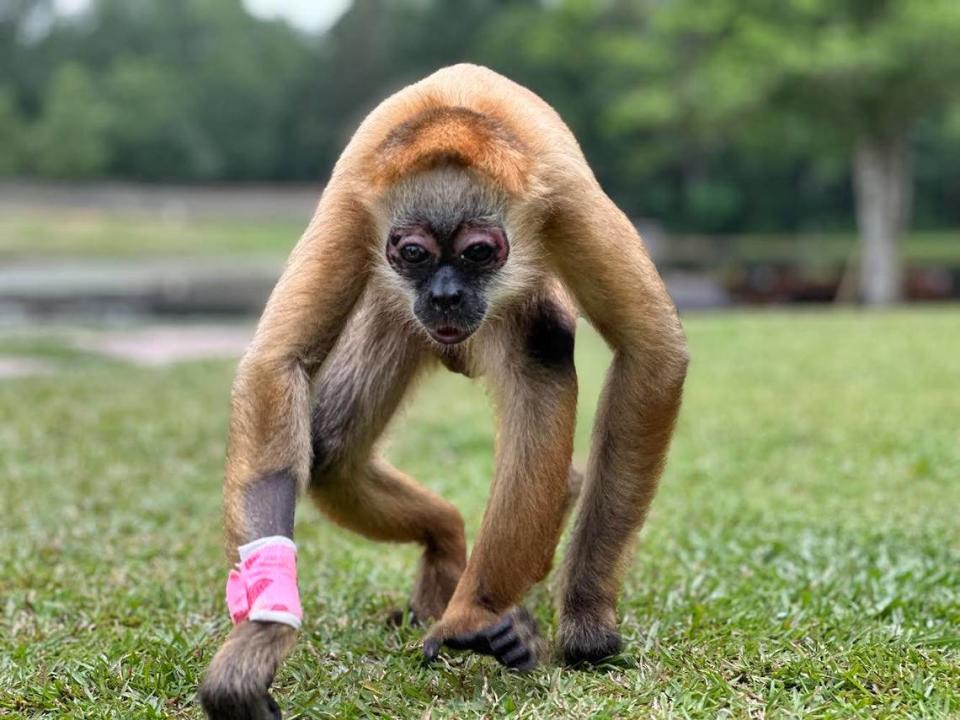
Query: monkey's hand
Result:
<box><xmin>199</xmin><ymin>621</ymin><xmax>297</xmax><ymax>720</ymax></box>
<box><xmin>201</xmin><ymin>538</ymin><xmax>302</xmax><ymax>719</ymax></box>
<box><xmin>423</xmin><ymin>606</ymin><xmax>542</xmax><ymax>671</ymax></box>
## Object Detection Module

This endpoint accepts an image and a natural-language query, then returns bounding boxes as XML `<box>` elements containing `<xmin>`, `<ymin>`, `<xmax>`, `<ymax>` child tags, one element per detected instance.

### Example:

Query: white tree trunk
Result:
<box><xmin>852</xmin><ymin>133</ymin><xmax>911</xmax><ymax>305</ymax></box>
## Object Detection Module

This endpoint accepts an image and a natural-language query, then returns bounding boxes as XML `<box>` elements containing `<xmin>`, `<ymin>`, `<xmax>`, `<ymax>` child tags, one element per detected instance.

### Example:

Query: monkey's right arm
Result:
<box><xmin>200</xmin><ymin>188</ymin><xmax>372</xmax><ymax>720</ymax></box>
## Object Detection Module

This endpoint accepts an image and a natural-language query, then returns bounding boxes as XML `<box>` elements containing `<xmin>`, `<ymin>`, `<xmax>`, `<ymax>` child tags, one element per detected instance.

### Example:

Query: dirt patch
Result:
<box><xmin>73</xmin><ymin>325</ymin><xmax>254</xmax><ymax>366</ymax></box>
<box><xmin>0</xmin><ymin>356</ymin><xmax>56</xmax><ymax>378</ymax></box>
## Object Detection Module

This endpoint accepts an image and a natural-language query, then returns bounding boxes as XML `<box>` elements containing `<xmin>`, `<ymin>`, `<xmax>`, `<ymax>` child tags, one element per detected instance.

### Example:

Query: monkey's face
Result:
<box><xmin>386</xmin><ymin>223</ymin><xmax>509</xmax><ymax>344</ymax></box>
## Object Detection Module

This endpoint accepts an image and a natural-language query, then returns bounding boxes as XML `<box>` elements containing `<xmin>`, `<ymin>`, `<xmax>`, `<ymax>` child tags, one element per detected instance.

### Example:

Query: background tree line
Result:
<box><xmin>2</xmin><ymin>0</ymin><xmax>959</xmax><ymax>300</ymax></box>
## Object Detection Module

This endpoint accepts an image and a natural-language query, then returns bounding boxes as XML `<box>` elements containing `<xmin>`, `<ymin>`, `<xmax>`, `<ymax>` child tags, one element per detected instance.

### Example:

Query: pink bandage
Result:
<box><xmin>225</xmin><ymin>536</ymin><xmax>302</xmax><ymax>629</ymax></box>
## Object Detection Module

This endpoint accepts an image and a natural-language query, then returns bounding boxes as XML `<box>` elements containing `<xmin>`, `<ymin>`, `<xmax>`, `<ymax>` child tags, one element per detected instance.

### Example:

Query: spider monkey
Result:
<box><xmin>200</xmin><ymin>64</ymin><xmax>688</xmax><ymax>719</ymax></box>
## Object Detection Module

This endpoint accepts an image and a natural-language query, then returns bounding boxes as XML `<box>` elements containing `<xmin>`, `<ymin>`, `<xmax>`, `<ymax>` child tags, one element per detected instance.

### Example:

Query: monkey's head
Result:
<box><xmin>386</xmin><ymin>221</ymin><xmax>508</xmax><ymax>344</ymax></box>
<box><xmin>381</xmin><ymin>167</ymin><xmax>514</xmax><ymax>345</ymax></box>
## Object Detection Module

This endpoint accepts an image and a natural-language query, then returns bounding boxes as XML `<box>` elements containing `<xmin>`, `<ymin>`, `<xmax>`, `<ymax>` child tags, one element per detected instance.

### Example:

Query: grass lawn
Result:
<box><xmin>0</xmin><ymin>211</ymin><xmax>304</xmax><ymax>258</ymax></box>
<box><xmin>1</xmin><ymin>309</ymin><xmax>958</xmax><ymax>718</ymax></box>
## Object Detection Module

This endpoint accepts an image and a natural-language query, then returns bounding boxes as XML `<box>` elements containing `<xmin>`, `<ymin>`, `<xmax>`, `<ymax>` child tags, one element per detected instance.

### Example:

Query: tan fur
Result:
<box><xmin>312</xmin><ymin>458</ymin><xmax>466</xmax><ymax>621</ymax></box>
<box><xmin>204</xmin><ymin>64</ymin><xmax>688</xmax><ymax>717</ymax></box>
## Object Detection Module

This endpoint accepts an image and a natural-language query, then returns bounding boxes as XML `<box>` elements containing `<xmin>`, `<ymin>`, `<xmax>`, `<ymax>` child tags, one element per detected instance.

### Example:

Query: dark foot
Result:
<box><xmin>199</xmin><ymin>685</ymin><xmax>282</xmax><ymax>720</ymax></box>
<box><xmin>423</xmin><ymin>607</ymin><xmax>541</xmax><ymax>671</ymax></box>
<box><xmin>558</xmin><ymin>618</ymin><xmax>622</xmax><ymax>665</ymax></box>
<box><xmin>386</xmin><ymin>605</ymin><xmax>421</xmax><ymax>628</ymax></box>
<box><xmin>199</xmin><ymin>621</ymin><xmax>296</xmax><ymax>720</ymax></box>
<box><xmin>409</xmin><ymin>551</ymin><xmax>463</xmax><ymax>624</ymax></box>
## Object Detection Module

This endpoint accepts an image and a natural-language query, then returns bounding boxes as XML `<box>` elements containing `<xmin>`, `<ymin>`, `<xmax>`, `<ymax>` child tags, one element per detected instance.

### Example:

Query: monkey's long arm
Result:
<box><xmin>549</xmin><ymin>189</ymin><xmax>689</xmax><ymax>662</ymax></box>
<box><xmin>424</xmin><ymin>309</ymin><xmax>578</xmax><ymax>667</ymax></box>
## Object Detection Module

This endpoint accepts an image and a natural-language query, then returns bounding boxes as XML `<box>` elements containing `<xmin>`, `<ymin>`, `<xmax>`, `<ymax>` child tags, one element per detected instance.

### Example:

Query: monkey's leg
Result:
<box><xmin>548</xmin><ymin>192</ymin><xmax>689</xmax><ymax>665</ymax></box>
<box><xmin>423</xmin><ymin>299</ymin><xmax>579</xmax><ymax>670</ymax></box>
<box><xmin>310</xmin><ymin>458</ymin><xmax>466</xmax><ymax>622</ymax></box>
<box><xmin>301</xmin><ymin>294</ymin><xmax>465</xmax><ymax>622</ymax></box>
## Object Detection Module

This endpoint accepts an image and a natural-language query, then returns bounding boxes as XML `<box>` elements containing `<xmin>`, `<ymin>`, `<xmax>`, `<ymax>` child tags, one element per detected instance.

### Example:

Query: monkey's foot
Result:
<box><xmin>423</xmin><ymin>607</ymin><xmax>541</xmax><ymax>671</ymax></box>
<box><xmin>200</xmin><ymin>687</ymin><xmax>282</xmax><ymax>720</ymax></box>
<box><xmin>386</xmin><ymin>605</ymin><xmax>421</xmax><ymax>627</ymax></box>
<box><xmin>408</xmin><ymin>551</ymin><xmax>463</xmax><ymax>623</ymax></box>
<box><xmin>557</xmin><ymin>615</ymin><xmax>622</xmax><ymax>665</ymax></box>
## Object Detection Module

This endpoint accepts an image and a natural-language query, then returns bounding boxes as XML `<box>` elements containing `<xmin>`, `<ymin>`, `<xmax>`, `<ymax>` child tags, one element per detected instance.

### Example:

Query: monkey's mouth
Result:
<box><xmin>430</xmin><ymin>325</ymin><xmax>473</xmax><ymax>345</ymax></box>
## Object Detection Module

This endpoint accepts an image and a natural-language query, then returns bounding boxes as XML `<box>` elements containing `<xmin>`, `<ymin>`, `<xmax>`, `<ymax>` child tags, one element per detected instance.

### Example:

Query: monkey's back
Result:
<box><xmin>335</xmin><ymin>64</ymin><xmax>592</xmax><ymax>201</ymax></box>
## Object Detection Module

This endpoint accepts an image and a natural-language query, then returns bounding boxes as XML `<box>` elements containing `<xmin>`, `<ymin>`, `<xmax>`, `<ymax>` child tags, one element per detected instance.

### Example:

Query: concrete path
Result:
<box><xmin>0</xmin><ymin>324</ymin><xmax>255</xmax><ymax>379</ymax></box>
<box><xmin>0</xmin><ymin>356</ymin><xmax>56</xmax><ymax>378</ymax></box>
<box><xmin>71</xmin><ymin>324</ymin><xmax>254</xmax><ymax>365</ymax></box>
<box><xmin>0</xmin><ymin>257</ymin><xmax>283</xmax><ymax>317</ymax></box>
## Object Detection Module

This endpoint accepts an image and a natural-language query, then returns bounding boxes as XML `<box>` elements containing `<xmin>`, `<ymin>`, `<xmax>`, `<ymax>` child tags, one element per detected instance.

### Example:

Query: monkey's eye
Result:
<box><xmin>462</xmin><ymin>243</ymin><xmax>494</xmax><ymax>264</ymax></box>
<box><xmin>400</xmin><ymin>244</ymin><xmax>429</xmax><ymax>264</ymax></box>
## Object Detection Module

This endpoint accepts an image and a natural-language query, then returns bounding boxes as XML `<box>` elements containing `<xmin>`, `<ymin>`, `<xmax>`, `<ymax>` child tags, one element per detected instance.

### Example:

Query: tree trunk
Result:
<box><xmin>851</xmin><ymin>132</ymin><xmax>911</xmax><ymax>305</ymax></box>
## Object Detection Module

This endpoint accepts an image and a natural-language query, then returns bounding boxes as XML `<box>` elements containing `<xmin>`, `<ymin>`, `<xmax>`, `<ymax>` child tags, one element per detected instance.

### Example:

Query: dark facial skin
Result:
<box><xmin>387</xmin><ymin>223</ymin><xmax>509</xmax><ymax>344</ymax></box>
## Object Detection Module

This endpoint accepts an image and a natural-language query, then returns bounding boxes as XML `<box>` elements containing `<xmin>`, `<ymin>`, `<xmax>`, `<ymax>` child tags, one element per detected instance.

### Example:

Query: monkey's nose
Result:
<box><xmin>430</xmin><ymin>288</ymin><xmax>464</xmax><ymax>310</ymax></box>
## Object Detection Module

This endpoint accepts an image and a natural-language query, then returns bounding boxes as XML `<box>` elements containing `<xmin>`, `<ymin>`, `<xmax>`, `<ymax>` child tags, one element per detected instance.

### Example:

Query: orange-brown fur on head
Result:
<box><xmin>370</xmin><ymin>105</ymin><xmax>532</xmax><ymax>196</ymax></box>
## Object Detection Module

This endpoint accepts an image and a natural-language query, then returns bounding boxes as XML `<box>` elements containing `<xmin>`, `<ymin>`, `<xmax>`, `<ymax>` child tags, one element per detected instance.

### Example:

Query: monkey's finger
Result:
<box><xmin>490</xmin><ymin>609</ymin><xmax>540</xmax><ymax>671</ymax></box>
<box><xmin>499</xmin><ymin>643</ymin><xmax>536</xmax><ymax>671</ymax></box>
<box><xmin>444</xmin><ymin>614</ymin><xmax>512</xmax><ymax>652</ymax></box>
<box><xmin>487</xmin><ymin>626</ymin><xmax>538</xmax><ymax>670</ymax></box>
<box><xmin>422</xmin><ymin>636</ymin><xmax>442</xmax><ymax>663</ymax></box>
<box><xmin>483</xmin><ymin>615</ymin><xmax>515</xmax><ymax>641</ymax></box>
<box><xmin>387</xmin><ymin>606</ymin><xmax>421</xmax><ymax>628</ymax></box>
<box><xmin>489</xmin><ymin>629</ymin><xmax>521</xmax><ymax>654</ymax></box>
<box><xmin>442</xmin><ymin>630</ymin><xmax>489</xmax><ymax>653</ymax></box>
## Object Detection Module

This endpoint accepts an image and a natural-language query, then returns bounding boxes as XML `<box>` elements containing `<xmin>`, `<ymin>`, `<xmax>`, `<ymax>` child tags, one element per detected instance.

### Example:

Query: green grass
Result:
<box><xmin>0</xmin><ymin>211</ymin><xmax>303</xmax><ymax>258</ymax></box>
<box><xmin>1</xmin><ymin>309</ymin><xmax>958</xmax><ymax>718</ymax></box>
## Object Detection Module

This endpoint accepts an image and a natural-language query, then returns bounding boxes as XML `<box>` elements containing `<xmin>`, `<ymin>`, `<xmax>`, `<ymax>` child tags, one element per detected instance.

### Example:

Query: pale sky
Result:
<box><xmin>54</xmin><ymin>0</ymin><xmax>353</xmax><ymax>33</ymax></box>
<box><xmin>243</xmin><ymin>0</ymin><xmax>351</xmax><ymax>32</ymax></box>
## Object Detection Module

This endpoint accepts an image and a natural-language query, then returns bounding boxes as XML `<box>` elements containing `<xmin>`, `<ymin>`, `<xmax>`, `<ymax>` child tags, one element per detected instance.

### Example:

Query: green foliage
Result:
<box><xmin>26</xmin><ymin>63</ymin><xmax>112</xmax><ymax>177</ymax></box>
<box><xmin>104</xmin><ymin>60</ymin><xmax>211</xmax><ymax>179</ymax></box>
<box><xmin>0</xmin><ymin>86</ymin><xmax>25</xmax><ymax>175</ymax></box>
<box><xmin>592</xmin><ymin>0</ymin><xmax>960</xmax><ymax>229</ymax></box>
<box><xmin>1</xmin><ymin>311</ymin><xmax>959</xmax><ymax>717</ymax></box>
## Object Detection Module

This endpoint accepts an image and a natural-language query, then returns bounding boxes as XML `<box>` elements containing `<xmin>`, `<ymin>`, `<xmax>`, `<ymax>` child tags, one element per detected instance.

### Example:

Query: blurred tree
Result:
<box><xmin>104</xmin><ymin>60</ymin><xmax>214</xmax><ymax>179</ymax></box>
<box><xmin>28</xmin><ymin>63</ymin><xmax>112</xmax><ymax>177</ymax></box>
<box><xmin>0</xmin><ymin>0</ymin><xmax>57</xmax><ymax>115</ymax></box>
<box><xmin>283</xmin><ymin>0</ymin><xmax>540</xmax><ymax>179</ymax></box>
<box><xmin>1</xmin><ymin>0</ymin><xmax>958</xmax><ymax>251</ymax></box>
<box><xmin>609</xmin><ymin>0</ymin><xmax>960</xmax><ymax>303</ymax></box>
<box><xmin>0</xmin><ymin>87</ymin><xmax>25</xmax><ymax>174</ymax></box>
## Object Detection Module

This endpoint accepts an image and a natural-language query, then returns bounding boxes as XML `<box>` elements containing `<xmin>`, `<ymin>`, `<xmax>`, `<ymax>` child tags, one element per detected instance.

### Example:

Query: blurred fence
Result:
<box><xmin>0</xmin><ymin>181</ymin><xmax>321</xmax><ymax>221</ymax></box>
<box><xmin>0</xmin><ymin>183</ymin><xmax>956</xmax><ymax>322</ymax></box>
